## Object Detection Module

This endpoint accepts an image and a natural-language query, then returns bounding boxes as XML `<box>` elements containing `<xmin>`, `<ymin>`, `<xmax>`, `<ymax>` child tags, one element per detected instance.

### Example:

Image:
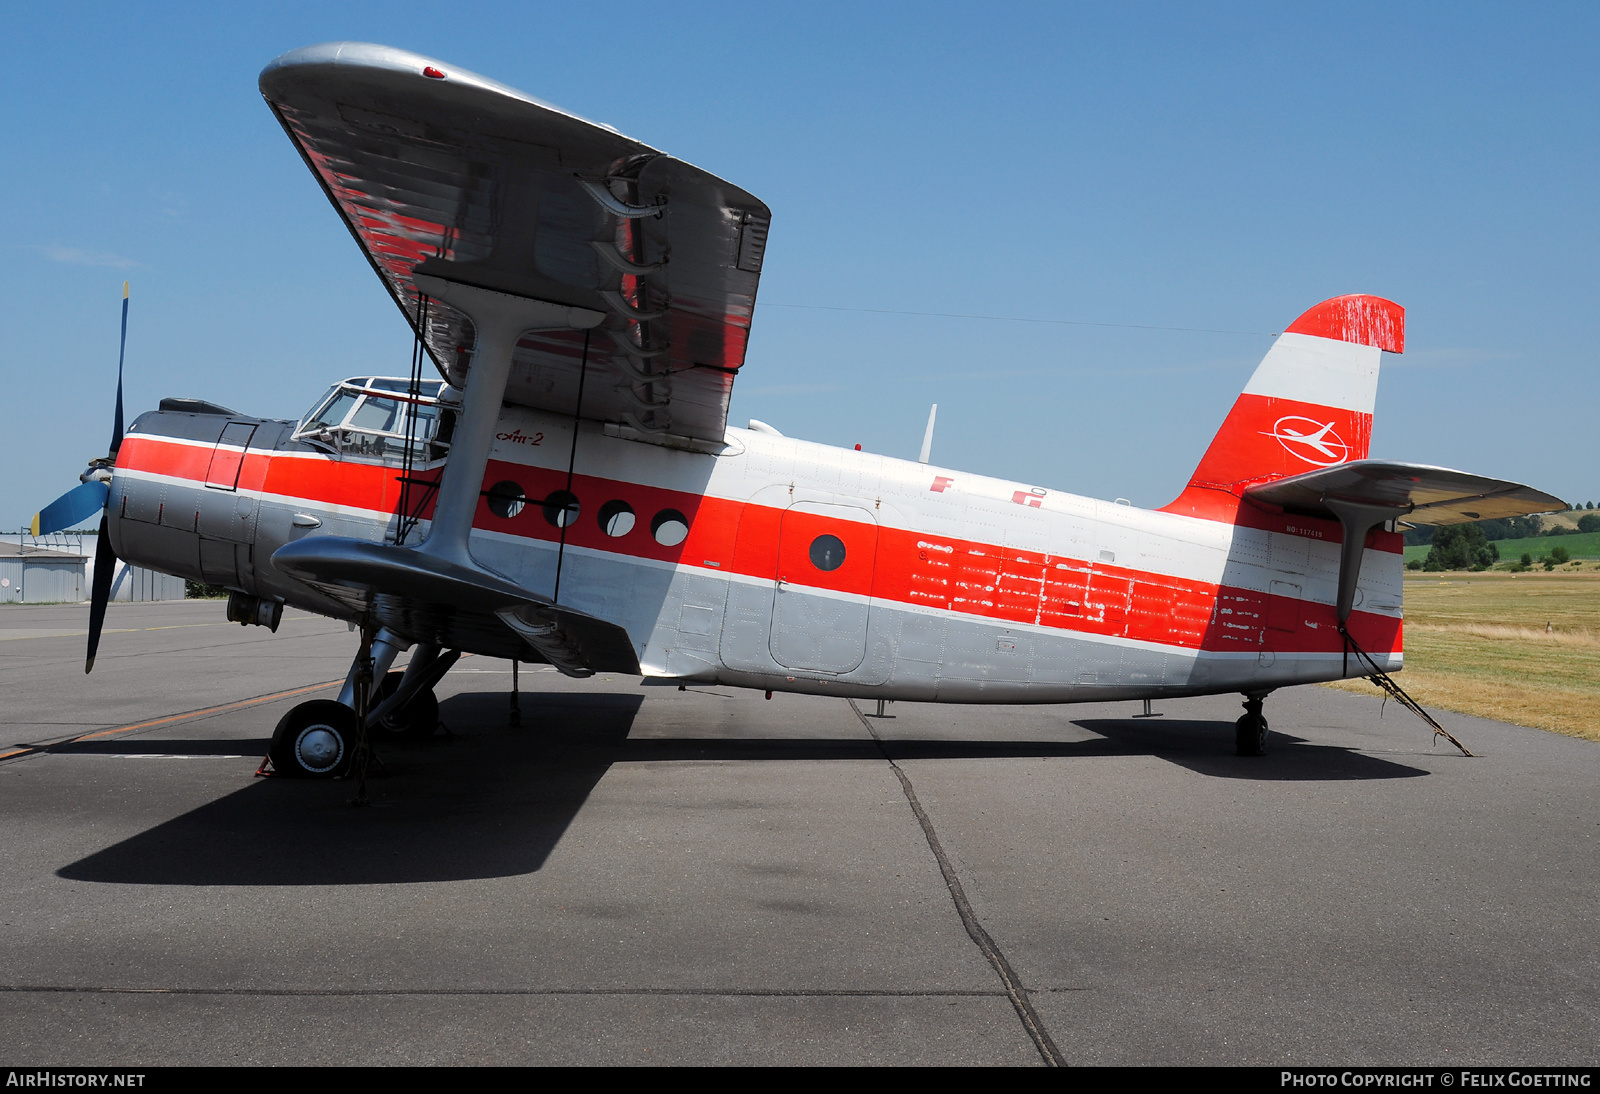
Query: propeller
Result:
<box><xmin>31</xmin><ymin>281</ymin><xmax>130</xmax><ymax>672</ymax></box>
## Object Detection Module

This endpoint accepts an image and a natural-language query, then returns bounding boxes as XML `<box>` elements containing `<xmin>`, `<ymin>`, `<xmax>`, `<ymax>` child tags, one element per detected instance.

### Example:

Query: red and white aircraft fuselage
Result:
<box><xmin>109</xmin><ymin>295</ymin><xmax>1405</xmax><ymax>706</ymax></box>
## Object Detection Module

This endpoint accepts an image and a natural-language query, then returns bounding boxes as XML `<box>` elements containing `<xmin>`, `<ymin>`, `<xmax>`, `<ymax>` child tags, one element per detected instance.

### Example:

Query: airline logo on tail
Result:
<box><xmin>1264</xmin><ymin>416</ymin><xmax>1351</xmax><ymax>467</ymax></box>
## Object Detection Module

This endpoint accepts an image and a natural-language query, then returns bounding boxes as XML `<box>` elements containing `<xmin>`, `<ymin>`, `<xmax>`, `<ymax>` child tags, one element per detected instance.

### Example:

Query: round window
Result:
<box><xmin>651</xmin><ymin>509</ymin><xmax>690</xmax><ymax>547</ymax></box>
<box><xmin>541</xmin><ymin>490</ymin><xmax>580</xmax><ymax>529</ymax></box>
<box><xmin>598</xmin><ymin>500</ymin><xmax>636</xmax><ymax>537</ymax></box>
<box><xmin>486</xmin><ymin>481</ymin><xmax>525</xmax><ymax>519</ymax></box>
<box><xmin>809</xmin><ymin>534</ymin><xmax>847</xmax><ymax>571</ymax></box>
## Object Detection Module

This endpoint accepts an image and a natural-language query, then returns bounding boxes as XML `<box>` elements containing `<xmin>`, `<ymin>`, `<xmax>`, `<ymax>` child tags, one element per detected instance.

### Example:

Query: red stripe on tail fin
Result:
<box><xmin>1285</xmin><ymin>293</ymin><xmax>1405</xmax><ymax>353</ymax></box>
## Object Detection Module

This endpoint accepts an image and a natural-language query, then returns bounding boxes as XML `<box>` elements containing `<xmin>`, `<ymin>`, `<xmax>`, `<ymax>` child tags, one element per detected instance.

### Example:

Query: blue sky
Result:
<box><xmin>3</xmin><ymin>2</ymin><xmax>1596</xmax><ymax>528</ymax></box>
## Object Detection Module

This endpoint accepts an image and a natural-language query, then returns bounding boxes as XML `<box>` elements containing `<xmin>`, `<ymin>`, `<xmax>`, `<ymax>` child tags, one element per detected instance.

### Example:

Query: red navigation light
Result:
<box><xmin>422</xmin><ymin>67</ymin><xmax>446</xmax><ymax>79</ymax></box>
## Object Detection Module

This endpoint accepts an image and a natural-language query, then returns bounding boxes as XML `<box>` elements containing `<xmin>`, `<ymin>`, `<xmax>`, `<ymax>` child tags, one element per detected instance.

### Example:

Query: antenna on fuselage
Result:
<box><xmin>917</xmin><ymin>404</ymin><xmax>938</xmax><ymax>464</ymax></box>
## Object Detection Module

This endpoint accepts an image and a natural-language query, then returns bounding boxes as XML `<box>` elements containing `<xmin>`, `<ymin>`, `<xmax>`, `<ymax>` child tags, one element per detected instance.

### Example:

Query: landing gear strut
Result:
<box><xmin>266</xmin><ymin>630</ymin><xmax>459</xmax><ymax>780</ymax></box>
<box><xmin>371</xmin><ymin>670</ymin><xmax>440</xmax><ymax>740</ymax></box>
<box><xmin>1235</xmin><ymin>693</ymin><xmax>1269</xmax><ymax>757</ymax></box>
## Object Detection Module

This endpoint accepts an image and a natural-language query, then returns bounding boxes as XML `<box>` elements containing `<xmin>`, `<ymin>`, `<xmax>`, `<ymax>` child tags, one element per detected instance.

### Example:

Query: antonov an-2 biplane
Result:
<box><xmin>37</xmin><ymin>43</ymin><xmax>1562</xmax><ymax>777</ymax></box>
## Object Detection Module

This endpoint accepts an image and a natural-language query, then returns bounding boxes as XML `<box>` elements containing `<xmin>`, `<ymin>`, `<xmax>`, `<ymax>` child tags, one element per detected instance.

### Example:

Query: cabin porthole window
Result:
<box><xmin>809</xmin><ymin>534</ymin><xmax>846</xmax><ymax>572</ymax></box>
<box><xmin>651</xmin><ymin>509</ymin><xmax>690</xmax><ymax>547</ymax></box>
<box><xmin>541</xmin><ymin>490</ymin><xmax>580</xmax><ymax>529</ymax></box>
<box><xmin>599</xmin><ymin>500</ymin><xmax>636</xmax><ymax>537</ymax></box>
<box><xmin>486</xmin><ymin>481</ymin><xmax>525</xmax><ymax>519</ymax></box>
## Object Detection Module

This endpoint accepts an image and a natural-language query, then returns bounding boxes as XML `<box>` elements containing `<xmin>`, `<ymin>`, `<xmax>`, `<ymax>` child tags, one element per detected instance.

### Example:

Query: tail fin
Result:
<box><xmin>1162</xmin><ymin>294</ymin><xmax>1404</xmax><ymax>520</ymax></box>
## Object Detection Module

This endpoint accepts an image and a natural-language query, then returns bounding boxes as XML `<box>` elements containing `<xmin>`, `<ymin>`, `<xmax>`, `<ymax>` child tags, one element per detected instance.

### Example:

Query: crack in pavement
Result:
<box><xmin>847</xmin><ymin>698</ymin><xmax>1066</xmax><ymax>1067</ymax></box>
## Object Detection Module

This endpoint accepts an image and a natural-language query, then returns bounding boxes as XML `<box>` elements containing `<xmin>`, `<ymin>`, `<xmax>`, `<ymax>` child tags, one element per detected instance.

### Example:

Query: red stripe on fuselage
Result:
<box><xmin>116</xmin><ymin>434</ymin><xmax>1402</xmax><ymax>656</ymax></box>
<box><xmin>118</xmin><ymin>437</ymin><xmax>439</xmax><ymax>519</ymax></box>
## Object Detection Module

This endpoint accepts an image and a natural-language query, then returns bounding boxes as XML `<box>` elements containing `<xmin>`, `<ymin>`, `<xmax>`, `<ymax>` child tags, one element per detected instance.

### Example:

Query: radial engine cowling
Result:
<box><xmin>109</xmin><ymin>402</ymin><xmax>290</xmax><ymax>595</ymax></box>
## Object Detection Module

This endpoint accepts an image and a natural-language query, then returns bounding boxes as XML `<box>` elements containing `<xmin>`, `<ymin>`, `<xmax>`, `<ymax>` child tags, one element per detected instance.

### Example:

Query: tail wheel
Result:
<box><xmin>1235</xmin><ymin>713</ymin><xmax>1268</xmax><ymax>757</ymax></box>
<box><xmin>269</xmin><ymin>699</ymin><xmax>358</xmax><ymax>778</ymax></box>
<box><xmin>371</xmin><ymin>671</ymin><xmax>440</xmax><ymax>740</ymax></box>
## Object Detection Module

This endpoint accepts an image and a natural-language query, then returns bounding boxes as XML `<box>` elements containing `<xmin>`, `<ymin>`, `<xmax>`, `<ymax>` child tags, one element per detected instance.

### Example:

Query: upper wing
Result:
<box><xmin>260</xmin><ymin>42</ymin><xmax>771</xmax><ymax>442</ymax></box>
<box><xmin>1244</xmin><ymin>460</ymin><xmax>1565</xmax><ymax>525</ymax></box>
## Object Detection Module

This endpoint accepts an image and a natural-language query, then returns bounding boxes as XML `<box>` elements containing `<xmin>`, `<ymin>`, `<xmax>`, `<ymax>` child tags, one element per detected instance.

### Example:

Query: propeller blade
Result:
<box><xmin>111</xmin><ymin>281</ymin><xmax>129</xmax><ymax>454</ymax></box>
<box><xmin>85</xmin><ymin>512</ymin><xmax>118</xmax><ymax>674</ymax></box>
<box><xmin>31</xmin><ymin>480</ymin><xmax>110</xmax><ymax>538</ymax></box>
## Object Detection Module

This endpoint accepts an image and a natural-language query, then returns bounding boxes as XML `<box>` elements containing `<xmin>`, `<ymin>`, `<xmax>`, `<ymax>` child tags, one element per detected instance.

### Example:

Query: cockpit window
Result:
<box><xmin>348</xmin><ymin>396</ymin><xmax>400</xmax><ymax>433</ymax></box>
<box><xmin>292</xmin><ymin>377</ymin><xmax>450</xmax><ymax>463</ymax></box>
<box><xmin>305</xmin><ymin>390</ymin><xmax>361</xmax><ymax>432</ymax></box>
<box><xmin>295</xmin><ymin>385</ymin><xmax>340</xmax><ymax>434</ymax></box>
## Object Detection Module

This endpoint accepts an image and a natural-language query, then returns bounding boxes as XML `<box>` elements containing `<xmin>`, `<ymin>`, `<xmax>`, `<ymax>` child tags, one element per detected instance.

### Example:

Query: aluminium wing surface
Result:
<box><xmin>260</xmin><ymin>42</ymin><xmax>771</xmax><ymax>442</ymax></box>
<box><xmin>1244</xmin><ymin>460</ymin><xmax>1565</xmax><ymax>525</ymax></box>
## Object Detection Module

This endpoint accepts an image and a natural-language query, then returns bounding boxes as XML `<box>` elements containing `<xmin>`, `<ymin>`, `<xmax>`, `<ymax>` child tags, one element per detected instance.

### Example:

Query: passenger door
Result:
<box><xmin>769</xmin><ymin>502</ymin><xmax>879</xmax><ymax>674</ymax></box>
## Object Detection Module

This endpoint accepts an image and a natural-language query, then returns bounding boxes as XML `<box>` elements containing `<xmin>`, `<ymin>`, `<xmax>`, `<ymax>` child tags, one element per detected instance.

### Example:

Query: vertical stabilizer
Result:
<box><xmin>1162</xmin><ymin>294</ymin><xmax>1404</xmax><ymax>520</ymax></box>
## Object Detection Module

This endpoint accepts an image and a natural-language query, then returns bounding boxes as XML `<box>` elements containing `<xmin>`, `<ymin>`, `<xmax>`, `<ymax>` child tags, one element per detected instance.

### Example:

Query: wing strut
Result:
<box><xmin>551</xmin><ymin>329</ymin><xmax>592</xmax><ymax>604</ymax></box>
<box><xmin>1308</xmin><ymin>494</ymin><xmax>1476</xmax><ymax>759</ymax></box>
<box><xmin>410</xmin><ymin>273</ymin><xmax>603</xmax><ymax>569</ymax></box>
<box><xmin>1323</xmin><ymin>498</ymin><xmax>1408</xmax><ymax>626</ymax></box>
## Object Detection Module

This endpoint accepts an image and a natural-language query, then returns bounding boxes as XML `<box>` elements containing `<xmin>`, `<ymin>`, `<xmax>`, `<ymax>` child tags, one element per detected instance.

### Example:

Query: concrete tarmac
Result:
<box><xmin>1</xmin><ymin>600</ymin><xmax>1595</xmax><ymax>1066</ymax></box>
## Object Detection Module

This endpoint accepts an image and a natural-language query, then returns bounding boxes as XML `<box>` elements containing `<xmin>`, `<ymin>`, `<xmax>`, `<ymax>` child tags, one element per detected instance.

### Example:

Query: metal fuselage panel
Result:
<box><xmin>108</xmin><ymin>404</ymin><xmax>1404</xmax><ymax>703</ymax></box>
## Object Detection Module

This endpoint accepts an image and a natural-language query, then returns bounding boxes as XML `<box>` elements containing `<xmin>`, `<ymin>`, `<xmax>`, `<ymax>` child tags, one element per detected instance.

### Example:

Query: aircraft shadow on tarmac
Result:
<box><xmin>1070</xmin><ymin>718</ymin><xmax>1429</xmax><ymax>782</ymax></box>
<box><xmin>56</xmin><ymin>692</ymin><xmax>1424</xmax><ymax>888</ymax></box>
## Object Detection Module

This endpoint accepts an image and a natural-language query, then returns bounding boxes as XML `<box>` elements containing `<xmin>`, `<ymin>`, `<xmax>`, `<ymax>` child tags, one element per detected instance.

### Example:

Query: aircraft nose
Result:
<box><xmin>108</xmin><ymin>409</ymin><xmax>277</xmax><ymax>592</ymax></box>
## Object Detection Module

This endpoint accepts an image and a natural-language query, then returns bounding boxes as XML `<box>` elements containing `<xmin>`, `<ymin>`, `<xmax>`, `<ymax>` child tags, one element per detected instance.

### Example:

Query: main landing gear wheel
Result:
<box><xmin>371</xmin><ymin>671</ymin><xmax>439</xmax><ymax>740</ymax></box>
<box><xmin>1235</xmin><ymin>695</ymin><xmax>1268</xmax><ymax>757</ymax></box>
<box><xmin>269</xmin><ymin>699</ymin><xmax>359</xmax><ymax>778</ymax></box>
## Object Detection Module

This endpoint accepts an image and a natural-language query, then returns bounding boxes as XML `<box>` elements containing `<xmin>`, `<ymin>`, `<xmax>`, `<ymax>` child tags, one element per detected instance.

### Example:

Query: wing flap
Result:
<box><xmin>260</xmin><ymin>42</ymin><xmax>769</xmax><ymax>442</ymax></box>
<box><xmin>1244</xmin><ymin>460</ymin><xmax>1565</xmax><ymax>525</ymax></box>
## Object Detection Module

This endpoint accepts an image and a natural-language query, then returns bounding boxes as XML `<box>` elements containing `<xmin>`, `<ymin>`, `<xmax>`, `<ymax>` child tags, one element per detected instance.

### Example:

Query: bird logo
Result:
<box><xmin>1263</xmin><ymin>416</ymin><xmax>1350</xmax><ymax>466</ymax></box>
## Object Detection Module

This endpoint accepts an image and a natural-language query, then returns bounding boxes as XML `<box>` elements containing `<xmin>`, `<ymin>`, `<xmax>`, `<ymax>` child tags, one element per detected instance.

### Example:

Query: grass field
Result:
<box><xmin>1403</xmin><ymin>530</ymin><xmax>1600</xmax><ymax>565</ymax></box>
<box><xmin>1325</xmin><ymin>571</ymin><xmax>1600</xmax><ymax>742</ymax></box>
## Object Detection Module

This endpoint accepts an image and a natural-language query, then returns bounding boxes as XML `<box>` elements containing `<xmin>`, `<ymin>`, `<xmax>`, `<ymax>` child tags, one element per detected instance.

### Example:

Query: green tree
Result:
<box><xmin>1578</xmin><ymin>513</ymin><xmax>1600</xmax><ymax>533</ymax></box>
<box><xmin>1423</xmin><ymin>524</ymin><xmax>1498</xmax><ymax>571</ymax></box>
<box><xmin>1551</xmin><ymin>546</ymin><xmax>1571</xmax><ymax>565</ymax></box>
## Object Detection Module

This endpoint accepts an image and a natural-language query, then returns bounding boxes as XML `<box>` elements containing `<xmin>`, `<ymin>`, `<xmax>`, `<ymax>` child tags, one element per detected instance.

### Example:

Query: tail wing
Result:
<box><xmin>1163</xmin><ymin>294</ymin><xmax>1404</xmax><ymax>519</ymax></box>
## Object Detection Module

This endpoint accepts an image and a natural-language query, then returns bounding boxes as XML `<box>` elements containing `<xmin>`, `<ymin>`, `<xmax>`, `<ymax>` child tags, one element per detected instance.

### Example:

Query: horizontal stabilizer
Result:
<box><xmin>271</xmin><ymin>537</ymin><xmax>640</xmax><ymax>677</ymax></box>
<box><xmin>1244</xmin><ymin>460</ymin><xmax>1565</xmax><ymax>526</ymax></box>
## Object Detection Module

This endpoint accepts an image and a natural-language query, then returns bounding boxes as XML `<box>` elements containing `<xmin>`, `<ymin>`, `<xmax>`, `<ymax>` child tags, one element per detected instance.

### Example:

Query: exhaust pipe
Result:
<box><xmin>227</xmin><ymin>591</ymin><xmax>283</xmax><ymax>632</ymax></box>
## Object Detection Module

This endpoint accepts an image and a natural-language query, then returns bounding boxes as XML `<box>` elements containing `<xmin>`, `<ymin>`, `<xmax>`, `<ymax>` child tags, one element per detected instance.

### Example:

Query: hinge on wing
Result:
<box><xmin>577</xmin><ymin>177</ymin><xmax>665</xmax><ymax>219</ymax></box>
<box><xmin>590</xmin><ymin>239</ymin><xmax>663</xmax><ymax>276</ymax></box>
<box><xmin>606</xmin><ymin>327</ymin><xmax>668</xmax><ymax>360</ymax></box>
<box><xmin>609</xmin><ymin>353</ymin><xmax>663</xmax><ymax>384</ymax></box>
<box><xmin>613</xmin><ymin>380</ymin><xmax>671</xmax><ymax>409</ymax></box>
<box><xmin>601</xmin><ymin>291</ymin><xmax>667</xmax><ymax>321</ymax></box>
<box><xmin>622</xmin><ymin>409</ymin><xmax>670</xmax><ymax>434</ymax></box>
